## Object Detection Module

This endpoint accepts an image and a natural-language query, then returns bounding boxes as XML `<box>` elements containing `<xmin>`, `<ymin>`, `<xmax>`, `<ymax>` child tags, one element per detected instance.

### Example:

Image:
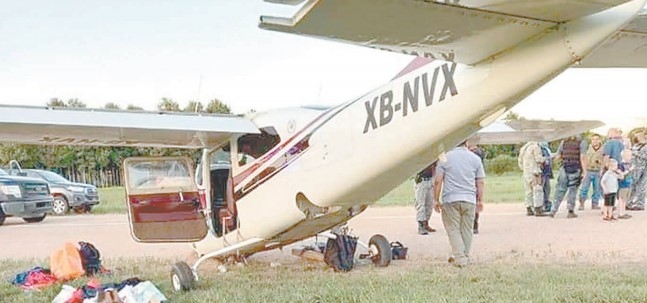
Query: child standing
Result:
<box><xmin>601</xmin><ymin>159</ymin><xmax>624</xmax><ymax>221</ymax></box>
<box><xmin>617</xmin><ymin>149</ymin><xmax>634</xmax><ymax>219</ymax></box>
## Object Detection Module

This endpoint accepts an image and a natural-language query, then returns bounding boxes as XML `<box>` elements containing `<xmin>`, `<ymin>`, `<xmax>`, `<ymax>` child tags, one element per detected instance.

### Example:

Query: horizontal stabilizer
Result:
<box><xmin>0</xmin><ymin>105</ymin><xmax>259</xmax><ymax>148</ymax></box>
<box><xmin>473</xmin><ymin>119</ymin><xmax>605</xmax><ymax>145</ymax></box>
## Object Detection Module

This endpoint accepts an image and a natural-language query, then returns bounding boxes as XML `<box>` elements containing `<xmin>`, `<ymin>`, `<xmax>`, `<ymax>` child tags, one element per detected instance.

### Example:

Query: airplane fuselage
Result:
<box><xmin>192</xmin><ymin>0</ymin><xmax>646</xmax><ymax>257</ymax></box>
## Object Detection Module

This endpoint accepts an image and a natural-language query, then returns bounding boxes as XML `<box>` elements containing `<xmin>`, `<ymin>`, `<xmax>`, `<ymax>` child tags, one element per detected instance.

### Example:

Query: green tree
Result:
<box><xmin>205</xmin><ymin>98</ymin><xmax>231</xmax><ymax>114</ymax></box>
<box><xmin>184</xmin><ymin>101</ymin><xmax>204</xmax><ymax>113</ymax></box>
<box><xmin>66</xmin><ymin>98</ymin><xmax>86</xmax><ymax>108</ymax></box>
<box><xmin>503</xmin><ymin>111</ymin><xmax>522</xmax><ymax>121</ymax></box>
<box><xmin>47</xmin><ymin>98</ymin><xmax>66</xmax><ymax>107</ymax></box>
<box><xmin>157</xmin><ymin>98</ymin><xmax>180</xmax><ymax>112</ymax></box>
<box><xmin>126</xmin><ymin>104</ymin><xmax>143</xmax><ymax>110</ymax></box>
<box><xmin>104</xmin><ymin>102</ymin><xmax>121</xmax><ymax>110</ymax></box>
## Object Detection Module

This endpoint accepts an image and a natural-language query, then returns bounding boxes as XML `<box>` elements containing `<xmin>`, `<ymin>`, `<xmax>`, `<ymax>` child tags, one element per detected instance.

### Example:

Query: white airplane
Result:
<box><xmin>0</xmin><ymin>0</ymin><xmax>645</xmax><ymax>292</ymax></box>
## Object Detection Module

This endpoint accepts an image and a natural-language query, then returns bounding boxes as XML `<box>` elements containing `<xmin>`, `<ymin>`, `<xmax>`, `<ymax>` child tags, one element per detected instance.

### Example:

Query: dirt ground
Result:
<box><xmin>1</xmin><ymin>203</ymin><xmax>645</xmax><ymax>265</ymax></box>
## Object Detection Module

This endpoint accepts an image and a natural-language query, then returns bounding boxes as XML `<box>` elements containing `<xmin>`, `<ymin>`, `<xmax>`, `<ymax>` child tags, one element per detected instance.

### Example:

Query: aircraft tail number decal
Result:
<box><xmin>363</xmin><ymin>62</ymin><xmax>458</xmax><ymax>133</ymax></box>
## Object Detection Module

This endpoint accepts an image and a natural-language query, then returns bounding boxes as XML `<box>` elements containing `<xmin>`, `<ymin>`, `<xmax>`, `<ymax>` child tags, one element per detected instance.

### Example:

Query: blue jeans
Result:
<box><xmin>579</xmin><ymin>170</ymin><xmax>601</xmax><ymax>205</ymax></box>
<box><xmin>552</xmin><ymin>167</ymin><xmax>581</xmax><ymax>213</ymax></box>
<box><xmin>542</xmin><ymin>174</ymin><xmax>551</xmax><ymax>208</ymax></box>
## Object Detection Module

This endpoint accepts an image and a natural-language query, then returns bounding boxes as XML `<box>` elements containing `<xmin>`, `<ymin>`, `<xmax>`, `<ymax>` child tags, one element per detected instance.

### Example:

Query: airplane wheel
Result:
<box><xmin>170</xmin><ymin>262</ymin><xmax>197</xmax><ymax>292</ymax></box>
<box><xmin>368</xmin><ymin>234</ymin><xmax>391</xmax><ymax>267</ymax></box>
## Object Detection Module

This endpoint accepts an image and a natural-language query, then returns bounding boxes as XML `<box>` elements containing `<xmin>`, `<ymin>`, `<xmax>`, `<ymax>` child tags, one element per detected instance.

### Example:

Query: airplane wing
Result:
<box><xmin>472</xmin><ymin>119</ymin><xmax>605</xmax><ymax>145</ymax></box>
<box><xmin>579</xmin><ymin>10</ymin><xmax>647</xmax><ymax>67</ymax></box>
<box><xmin>0</xmin><ymin>105</ymin><xmax>260</xmax><ymax>148</ymax></box>
<box><xmin>260</xmin><ymin>0</ymin><xmax>631</xmax><ymax>65</ymax></box>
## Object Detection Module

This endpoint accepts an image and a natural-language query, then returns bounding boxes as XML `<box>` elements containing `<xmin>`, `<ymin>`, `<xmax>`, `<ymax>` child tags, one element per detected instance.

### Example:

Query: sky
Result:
<box><xmin>1</xmin><ymin>1</ymin><xmax>647</xmax><ymax>133</ymax></box>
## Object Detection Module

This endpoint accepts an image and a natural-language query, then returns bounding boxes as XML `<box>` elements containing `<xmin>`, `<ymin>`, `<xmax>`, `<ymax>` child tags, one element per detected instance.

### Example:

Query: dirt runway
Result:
<box><xmin>1</xmin><ymin>204</ymin><xmax>645</xmax><ymax>265</ymax></box>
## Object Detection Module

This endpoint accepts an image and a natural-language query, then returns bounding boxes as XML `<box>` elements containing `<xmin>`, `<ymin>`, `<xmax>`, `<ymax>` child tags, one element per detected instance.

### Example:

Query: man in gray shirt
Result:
<box><xmin>434</xmin><ymin>140</ymin><xmax>485</xmax><ymax>267</ymax></box>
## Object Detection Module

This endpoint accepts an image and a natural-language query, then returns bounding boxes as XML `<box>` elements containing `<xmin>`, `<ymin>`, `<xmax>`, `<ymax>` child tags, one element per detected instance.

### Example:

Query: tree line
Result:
<box><xmin>0</xmin><ymin>98</ymin><xmax>233</xmax><ymax>187</ymax></box>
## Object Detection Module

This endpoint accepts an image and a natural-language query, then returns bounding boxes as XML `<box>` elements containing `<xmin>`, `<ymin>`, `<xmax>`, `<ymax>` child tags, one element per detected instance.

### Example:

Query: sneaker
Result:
<box><xmin>618</xmin><ymin>214</ymin><xmax>632</xmax><ymax>219</ymax></box>
<box><xmin>592</xmin><ymin>205</ymin><xmax>601</xmax><ymax>210</ymax></box>
<box><xmin>549</xmin><ymin>212</ymin><xmax>555</xmax><ymax>218</ymax></box>
<box><xmin>526</xmin><ymin>207</ymin><xmax>534</xmax><ymax>216</ymax></box>
<box><xmin>473</xmin><ymin>229</ymin><xmax>479</xmax><ymax>234</ymax></box>
<box><xmin>567</xmin><ymin>212</ymin><xmax>578</xmax><ymax>218</ymax></box>
<box><xmin>578</xmin><ymin>202</ymin><xmax>585</xmax><ymax>211</ymax></box>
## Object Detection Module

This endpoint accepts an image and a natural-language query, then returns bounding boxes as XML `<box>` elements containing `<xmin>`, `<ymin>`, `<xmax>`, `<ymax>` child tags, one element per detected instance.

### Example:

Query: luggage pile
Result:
<box><xmin>10</xmin><ymin>241</ymin><xmax>168</xmax><ymax>303</ymax></box>
<box><xmin>52</xmin><ymin>278</ymin><xmax>167</xmax><ymax>303</ymax></box>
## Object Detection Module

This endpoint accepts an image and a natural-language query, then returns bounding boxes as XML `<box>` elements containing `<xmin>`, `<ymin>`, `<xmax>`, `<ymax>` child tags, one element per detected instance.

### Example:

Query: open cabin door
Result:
<box><xmin>123</xmin><ymin>156</ymin><xmax>208</xmax><ymax>242</ymax></box>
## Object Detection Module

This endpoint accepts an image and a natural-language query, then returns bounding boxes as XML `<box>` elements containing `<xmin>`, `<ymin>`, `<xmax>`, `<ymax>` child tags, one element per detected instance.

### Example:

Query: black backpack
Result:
<box><xmin>323</xmin><ymin>234</ymin><xmax>358</xmax><ymax>272</ymax></box>
<box><xmin>78</xmin><ymin>241</ymin><xmax>102</xmax><ymax>276</ymax></box>
<box><xmin>391</xmin><ymin>241</ymin><xmax>408</xmax><ymax>260</ymax></box>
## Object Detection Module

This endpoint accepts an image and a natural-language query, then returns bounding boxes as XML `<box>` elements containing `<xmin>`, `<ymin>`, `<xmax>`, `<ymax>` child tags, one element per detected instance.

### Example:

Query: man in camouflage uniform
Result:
<box><xmin>518</xmin><ymin>141</ymin><xmax>548</xmax><ymax>216</ymax></box>
<box><xmin>579</xmin><ymin>133</ymin><xmax>604</xmax><ymax>210</ymax></box>
<box><xmin>414</xmin><ymin>162</ymin><xmax>437</xmax><ymax>235</ymax></box>
<box><xmin>550</xmin><ymin>135</ymin><xmax>586</xmax><ymax>218</ymax></box>
<box><xmin>628</xmin><ymin>130</ymin><xmax>647</xmax><ymax>210</ymax></box>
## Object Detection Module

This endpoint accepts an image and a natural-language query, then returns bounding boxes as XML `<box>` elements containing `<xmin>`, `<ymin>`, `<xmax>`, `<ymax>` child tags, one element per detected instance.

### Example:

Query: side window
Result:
<box><xmin>27</xmin><ymin>171</ymin><xmax>41</xmax><ymax>179</ymax></box>
<box><xmin>126</xmin><ymin>159</ymin><xmax>193</xmax><ymax>191</ymax></box>
<box><xmin>236</xmin><ymin>127</ymin><xmax>281</xmax><ymax>166</ymax></box>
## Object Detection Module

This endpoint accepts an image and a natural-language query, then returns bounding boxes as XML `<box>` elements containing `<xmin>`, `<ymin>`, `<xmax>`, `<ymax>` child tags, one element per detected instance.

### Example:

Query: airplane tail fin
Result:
<box><xmin>392</xmin><ymin>57</ymin><xmax>434</xmax><ymax>80</ymax></box>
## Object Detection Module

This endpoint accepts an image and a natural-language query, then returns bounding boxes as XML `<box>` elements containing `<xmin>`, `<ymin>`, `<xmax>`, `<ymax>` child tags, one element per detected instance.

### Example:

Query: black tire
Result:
<box><xmin>73</xmin><ymin>206</ymin><xmax>89</xmax><ymax>214</ymax></box>
<box><xmin>0</xmin><ymin>208</ymin><xmax>5</xmax><ymax>226</ymax></box>
<box><xmin>369</xmin><ymin>234</ymin><xmax>392</xmax><ymax>267</ymax></box>
<box><xmin>51</xmin><ymin>196</ymin><xmax>69</xmax><ymax>215</ymax></box>
<box><xmin>170</xmin><ymin>262</ymin><xmax>197</xmax><ymax>292</ymax></box>
<box><xmin>23</xmin><ymin>213</ymin><xmax>46</xmax><ymax>223</ymax></box>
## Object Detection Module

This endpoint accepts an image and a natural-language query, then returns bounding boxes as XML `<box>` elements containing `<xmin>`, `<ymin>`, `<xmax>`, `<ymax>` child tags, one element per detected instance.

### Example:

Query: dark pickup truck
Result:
<box><xmin>0</xmin><ymin>168</ymin><xmax>53</xmax><ymax>225</ymax></box>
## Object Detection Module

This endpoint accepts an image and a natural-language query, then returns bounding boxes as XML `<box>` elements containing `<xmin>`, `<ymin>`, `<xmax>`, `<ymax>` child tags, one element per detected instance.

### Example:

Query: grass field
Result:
<box><xmin>92</xmin><ymin>172</ymin><xmax>532</xmax><ymax>214</ymax></box>
<box><xmin>374</xmin><ymin>172</ymin><xmax>531</xmax><ymax>206</ymax></box>
<box><xmin>2</xmin><ymin>173</ymin><xmax>633</xmax><ymax>302</ymax></box>
<box><xmin>2</xmin><ymin>258</ymin><xmax>646</xmax><ymax>303</ymax></box>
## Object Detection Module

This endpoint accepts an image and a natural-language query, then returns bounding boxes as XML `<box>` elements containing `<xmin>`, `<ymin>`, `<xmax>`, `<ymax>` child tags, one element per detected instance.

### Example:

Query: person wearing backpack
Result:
<box><xmin>518</xmin><ymin>141</ymin><xmax>548</xmax><ymax>216</ymax></box>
